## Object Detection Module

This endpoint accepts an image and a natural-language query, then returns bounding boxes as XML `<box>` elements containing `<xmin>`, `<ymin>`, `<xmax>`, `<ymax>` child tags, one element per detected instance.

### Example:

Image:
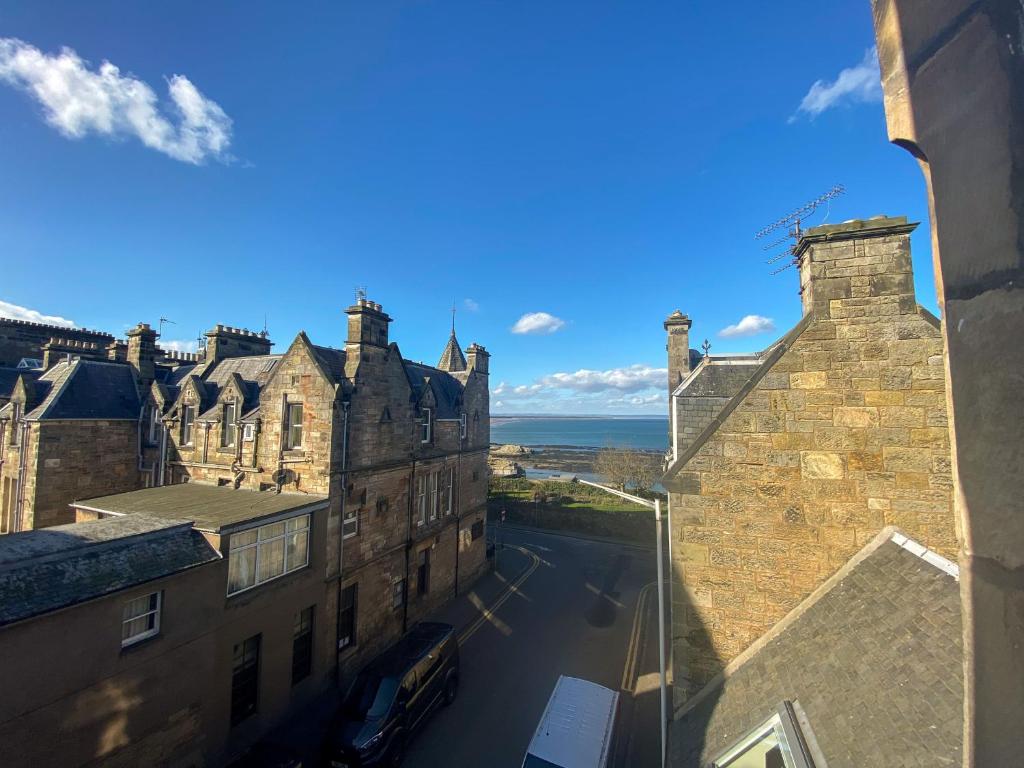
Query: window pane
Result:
<box><xmin>259</xmin><ymin>521</ymin><xmax>286</xmax><ymax>541</ymax></box>
<box><xmin>231</xmin><ymin>529</ymin><xmax>258</xmax><ymax>549</ymax></box>
<box><xmin>258</xmin><ymin>537</ymin><xmax>285</xmax><ymax>581</ymax></box>
<box><xmin>228</xmin><ymin>546</ymin><xmax>257</xmax><ymax>593</ymax></box>
<box><xmin>123</xmin><ymin>593</ymin><xmax>152</xmax><ymax>621</ymax></box>
<box><xmin>286</xmin><ymin>514</ymin><xmax>309</xmax><ymax>532</ymax></box>
<box><xmin>286</xmin><ymin>530</ymin><xmax>309</xmax><ymax>571</ymax></box>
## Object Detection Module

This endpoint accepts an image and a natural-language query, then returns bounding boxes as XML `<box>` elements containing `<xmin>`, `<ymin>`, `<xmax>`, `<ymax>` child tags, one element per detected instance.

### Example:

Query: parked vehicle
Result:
<box><xmin>325</xmin><ymin>622</ymin><xmax>459</xmax><ymax>767</ymax></box>
<box><xmin>521</xmin><ymin>676</ymin><xmax>620</xmax><ymax>768</ymax></box>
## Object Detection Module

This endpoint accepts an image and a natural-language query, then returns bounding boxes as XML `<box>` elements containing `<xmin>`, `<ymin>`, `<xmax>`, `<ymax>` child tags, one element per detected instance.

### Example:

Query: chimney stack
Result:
<box><xmin>204</xmin><ymin>325</ymin><xmax>273</xmax><ymax>364</ymax></box>
<box><xmin>466</xmin><ymin>343</ymin><xmax>489</xmax><ymax>375</ymax></box>
<box><xmin>796</xmin><ymin>215</ymin><xmax>918</xmax><ymax>319</ymax></box>
<box><xmin>126</xmin><ymin>322</ymin><xmax>158</xmax><ymax>390</ymax></box>
<box><xmin>664</xmin><ymin>310</ymin><xmax>693</xmax><ymax>396</ymax></box>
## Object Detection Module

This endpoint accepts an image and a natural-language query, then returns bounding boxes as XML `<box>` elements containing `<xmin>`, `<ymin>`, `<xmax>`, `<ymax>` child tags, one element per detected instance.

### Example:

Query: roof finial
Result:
<box><xmin>451</xmin><ymin>299</ymin><xmax>457</xmax><ymax>336</ymax></box>
<box><xmin>702</xmin><ymin>339</ymin><xmax>712</xmax><ymax>359</ymax></box>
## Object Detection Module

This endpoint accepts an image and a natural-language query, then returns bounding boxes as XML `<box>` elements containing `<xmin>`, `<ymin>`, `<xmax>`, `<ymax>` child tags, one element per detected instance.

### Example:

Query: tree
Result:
<box><xmin>594</xmin><ymin>448</ymin><xmax>661</xmax><ymax>493</ymax></box>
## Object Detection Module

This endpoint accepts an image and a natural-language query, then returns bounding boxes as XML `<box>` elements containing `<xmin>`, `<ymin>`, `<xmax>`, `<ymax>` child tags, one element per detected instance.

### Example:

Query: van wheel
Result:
<box><xmin>388</xmin><ymin>736</ymin><xmax>406</xmax><ymax>767</ymax></box>
<box><xmin>444</xmin><ymin>676</ymin><xmax>458</xmax><ymax>705</ymax></box>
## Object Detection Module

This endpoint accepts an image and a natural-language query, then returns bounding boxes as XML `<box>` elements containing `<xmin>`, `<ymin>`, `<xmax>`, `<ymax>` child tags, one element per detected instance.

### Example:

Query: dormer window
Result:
<box><xmin>284</xmin><ymin>402</ymin><xmax>303</xmax><ymax>450</ymax></box>
<box><xmin>420</xmin><ymin>408</ymin><xmax>432</xmax><ymax>443</ymax></box>
<box><xmin>181</xmin><ymin>405</ymin><xmax>196</xmax><ymax>446</ymax></box>
<box><xmin>222</xmin><ymin>402</ymin><xmax>237</xmax><ymax>447</ymax></box>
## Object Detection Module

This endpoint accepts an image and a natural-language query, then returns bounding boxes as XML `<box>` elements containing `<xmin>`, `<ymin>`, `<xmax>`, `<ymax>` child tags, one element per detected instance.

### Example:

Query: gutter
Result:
<box><xmin>335</xmin><ymin>400</ymin><xmax>350</xmax><ymax>689</ymax></box>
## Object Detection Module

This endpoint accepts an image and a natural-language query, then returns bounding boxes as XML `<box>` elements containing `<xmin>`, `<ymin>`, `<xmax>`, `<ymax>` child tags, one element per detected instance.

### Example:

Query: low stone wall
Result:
<box><xmin>487</xmin><ymin>498</ymin><xmax>655</xmax><ymax>545</ymax></box>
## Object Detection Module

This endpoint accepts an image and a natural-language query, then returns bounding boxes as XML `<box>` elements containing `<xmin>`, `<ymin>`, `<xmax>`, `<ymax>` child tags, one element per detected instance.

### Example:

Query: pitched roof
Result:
<box><xmin>671</xmin><ymin>528</ymin><xmax>962</xmax><ymax>767</ymax></box>
<box><xmin>26</xmin><ymin>359</ymin><xmax>141</xmax><ymax>421</ymax></box>
<box><xmin>0</xmin><ymin>515</ymin><xmax>221</xmax><ymax>626</ymax></box>
<box><xmin>662</xmin><ymin>316</ymin><xmax>812</xmax><ymax>489</ymax></box>
<box><xmin>194</xmin><ymin>354</ymin><xmax>281</xmax><ymax>419</ymax></box>
<box><xmin>437</xmin><ymin>331</ymin><xmax>467</xmax><ymax>372</ymax></box>
<box><xmin>0</xmin><ymin>367</ymin><xmax>40</xmax><ymax>401</ymax></box>
<box><xmin>311</xmin><ymin>344</ymin><xmax>346</xmax><ymax>382</ymax></box>
<box><xmin>72</xmin><ymin>483</ymin><xmax>329</xmax><ymax>533</ymax></box>
<box><xmin>403</xmin><ymin>361</ymin><xmax>463</xmax><ymax>419</ymax></box>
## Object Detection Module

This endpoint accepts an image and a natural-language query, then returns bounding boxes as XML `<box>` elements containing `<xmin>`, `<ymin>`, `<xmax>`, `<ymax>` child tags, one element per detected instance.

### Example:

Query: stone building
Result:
<box><xmin>662</xmin><ymin>216</ymin><xmax>957</xmax><ymax>697</ymax></box>
<box><xmin>0</xmin><ymin>299</ymin><xmax>490</xmax><ymax>766</ymax></box>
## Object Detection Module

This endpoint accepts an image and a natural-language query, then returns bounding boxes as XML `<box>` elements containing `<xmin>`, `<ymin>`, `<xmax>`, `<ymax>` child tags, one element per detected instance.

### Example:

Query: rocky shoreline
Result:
<box><xmin>489</xmin><ymin>443</ymin><xmax>664</xmax><ymax>477</ymax></box>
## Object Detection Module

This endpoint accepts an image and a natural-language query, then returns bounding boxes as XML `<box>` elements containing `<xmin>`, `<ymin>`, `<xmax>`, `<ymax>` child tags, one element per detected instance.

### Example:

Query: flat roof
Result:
<box><xmin>73</xmin><ymin>483</ymin><xmax>329</xmax><ymax>533</ymax></box>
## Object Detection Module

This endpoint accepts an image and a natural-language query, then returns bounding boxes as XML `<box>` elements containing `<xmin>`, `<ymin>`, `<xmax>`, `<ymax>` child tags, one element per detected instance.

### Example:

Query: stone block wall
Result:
<box><xmin>669</xmin><ymin>217</ymin><xmax>957</xmax><ymax>696</ymax></box>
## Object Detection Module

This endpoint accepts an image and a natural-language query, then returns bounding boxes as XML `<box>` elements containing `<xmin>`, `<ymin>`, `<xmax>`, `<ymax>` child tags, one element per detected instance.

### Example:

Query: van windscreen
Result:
<box><xmin>344</xmin><ymin>673</ymin><xmax>399</xmax><ymax>719</ymax></box>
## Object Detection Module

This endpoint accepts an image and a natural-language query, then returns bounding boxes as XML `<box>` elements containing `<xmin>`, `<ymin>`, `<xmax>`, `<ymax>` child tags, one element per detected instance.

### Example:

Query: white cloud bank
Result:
<box><xmin>0</xmin><ymin>37</ymin><xmax>232</xmax><ymax>164</ymax></box>
<box><xmin>718</xmin><ymin>314</ymin><xmax>776</xmax><ymax>339</ymax></box>
<box><xmin>511</xmin><ymin>312</ymin><xmax>565</xmax><ymax>335</ymax></box>
<box><xmin>539</xmin><ymin>364</ymin><xmax>666</xmax><ymax>393</ymax></box>
<box><xmin>0</xmin><ymin>299</ymin><xmax>75</xmax><ymax>327</ymax></box>
<box><xmin>161</xmin><ymin>339</ymin><xmax>199</xmax><ymax>353</ymax></box>
<box><xmin>792</xmin><ymin>47</ymin><xmax>882</xmax><ymax>121</ymax></box>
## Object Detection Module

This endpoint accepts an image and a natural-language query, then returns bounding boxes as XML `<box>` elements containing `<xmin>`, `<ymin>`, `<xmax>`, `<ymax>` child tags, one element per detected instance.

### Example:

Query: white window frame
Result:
<box><xmin>342</xmin><ymin>505</ymin><xmax>358</xmax><ymax>539</ymax></box>
<box><xmin>121</xmin><ymin>591</ymin><xmax>162</xmax><ymax>647</ymax></box>
<box><xmin>222</xmin><ymin>401</ymin><xmax>237</xmax><ymax>447</ymax></box>
<box><xmin>227</xmin><ymin>513</ymin><xmax>311</xmax><ymax>596</ymax></box>
<box><xmin>444</xmin><ymin>467</ymin><xmax>454</xmax><ymax>515</ymax></box>
<box><xmin>417</xmin><ymin>474</ymin><xmax>428</xmax><ymax>526</ymax></box>
<box><xmin>181</xmin><ymin>405</ymin><xmax>195</xmax><ymax>446</ymax></box>
<box><xmin>459</xmin><ymin>413</ymin><xmax>467</xmax><ymax>439</ymax></box>
<box><xmin>429</xmin><ymin>471</ymin><xmax>439</xmax><ymax>521</ymax></box>
<box><xmin>711</xmin><ymin>702</ymin><xmax>816</xmax><ymax>768</ymax></box>
<box><xmin>243</xmin><ymin>423</ymin><xmax>255</xmax><ymax>442</ymax></box>
<box><xmin>420</xmin><ymin>408</ymin><xmax>432</xmax><ymax>443</ymax></box>
<box><xmin>284</xmin><ymin>401</ymin><xmax>303</xmax><ymax>450</ymax></box>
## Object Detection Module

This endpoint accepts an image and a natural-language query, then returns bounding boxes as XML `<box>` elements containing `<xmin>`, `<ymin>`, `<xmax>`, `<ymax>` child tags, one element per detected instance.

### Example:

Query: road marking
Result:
<box><xmin>585</xmin><ymin>582</ymin><xmax>625</xmax><ymax>608</ymax></box>
<box><xmin>620</xmin><ymin>581</ymin><xmax>655</xmax><ymax>694</ymax></box>
<box><xmin>458</xmin><ymin>546</ymin><xmax>541</xmax><ymax>645</ymax></box>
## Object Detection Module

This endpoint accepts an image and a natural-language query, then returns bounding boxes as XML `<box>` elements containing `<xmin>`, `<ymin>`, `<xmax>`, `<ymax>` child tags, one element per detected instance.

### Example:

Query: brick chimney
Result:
<box><xmin>126</xmin><ymin>322</ymin><xmax>158</xmax><ymax>389</ymax></box>
<box><xmin>345</xmin><ymin>299</ymin><xmax>391</xmax><ymax>348</ymax></box>
<box><xmin>42</xmin><ymin>337</ymin><xmax>105</xmax><ymax>369</ymax></box>
<box><xmin>796</xmin><ymin>215</ymin><xmax>918</xmax><ymax>319</ymax></box>
<box><xmin>664</xmin><ymin>310</ymin><xmax>693</xmax><ymax>396</ymax></box>
<box><xmin>204</xmin><ymin>325</ymin><xmax>273</xmax><ymax>364</ymax></box>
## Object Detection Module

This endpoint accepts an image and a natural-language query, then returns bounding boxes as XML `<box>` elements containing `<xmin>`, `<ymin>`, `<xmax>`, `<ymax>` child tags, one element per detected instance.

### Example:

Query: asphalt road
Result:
<box><xmin>403</xmin><ymin>526</ymin><xmax>662</xmax><ymax>768</ymax></box>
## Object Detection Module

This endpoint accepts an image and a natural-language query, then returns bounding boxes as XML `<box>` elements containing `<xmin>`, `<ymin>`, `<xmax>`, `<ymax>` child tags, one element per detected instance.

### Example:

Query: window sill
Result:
<box><xmin>342</xmin><ymin>531</ymin><xmax>358</xmax><ymax>540</ymax></box>
<box><xmin>120</xmin><ymin>631</ymin><xmax>160</xmax><ymax>654</ymax></box>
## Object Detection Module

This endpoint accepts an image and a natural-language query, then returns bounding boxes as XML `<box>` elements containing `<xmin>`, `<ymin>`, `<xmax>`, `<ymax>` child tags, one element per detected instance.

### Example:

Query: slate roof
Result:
<box><xmin>311</xmin><ymin>344</ymin><xmax>346</xmax><ymax>382</ymax></box>
<box><xmin>674</xmin><ymin>356</ymin><xmax>763</xmax><ymax>398</ymax></box>
<box><xmin>0</xmin><ymin>515</ymin><xmax>221</xmax><ymax>627</ymax></box>
<box><xmin>437</xmin><ymin>331</ymin><xmax>467</xmax><ymax>372</ymax></box>
<box><xmin>403</xmin><ymin>361</ymin><xmax>463</xmax><ymax>419</ymax></box>
<box><xmin>194</xmin><ymin>354</ymin><xmax>282</xmax><ymax>420</ymax></box>
<box><xmin>670</xmin><ymin>528</ymin><xmax>963</xmax><ymax>768</ymax></box>
<box><xmin>73</xmin><ymin>483</ymin><xmax>329</xmax><ymax>533</ymax></box>
<box><xmin>24</xmin><ymin>359</ymin><xmax>141</xmax><ymax>421</ymax></box>
<box><xmin>0</xmin><ymin>367</ymin><xmax>41</xmax><ymax>401</ymax></box>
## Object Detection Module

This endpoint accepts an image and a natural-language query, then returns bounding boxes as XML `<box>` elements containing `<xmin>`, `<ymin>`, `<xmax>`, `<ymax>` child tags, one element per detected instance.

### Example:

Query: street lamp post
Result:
<box><xmin>578</xmin><ymin>478</ymin><xmax>668</xmax><ymax>768</ymax></box>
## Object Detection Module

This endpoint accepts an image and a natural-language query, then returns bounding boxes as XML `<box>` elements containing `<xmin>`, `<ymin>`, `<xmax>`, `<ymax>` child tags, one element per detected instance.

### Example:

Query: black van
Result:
<box><xmin>325</xmin><ymin>622</ymin><xmax>459</xmax><ymax>767</ymax></box>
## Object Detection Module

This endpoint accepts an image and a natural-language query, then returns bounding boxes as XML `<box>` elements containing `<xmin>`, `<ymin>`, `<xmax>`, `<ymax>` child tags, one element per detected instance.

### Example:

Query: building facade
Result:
<box><xmin>663</xmin><ymin>216</ymin><xmax>957</xmax><ymax>697</ymax></box>
<box><xmin>0</xmin><ymin>299</ymin><xmax>490</xmax><ymax>766</ymax></box>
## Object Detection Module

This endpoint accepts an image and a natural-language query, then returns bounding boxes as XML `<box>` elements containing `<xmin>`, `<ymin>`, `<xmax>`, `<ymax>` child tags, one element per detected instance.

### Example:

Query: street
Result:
<box><xmin>404</xmin><ymin>525</ymin><xmax>663</xmax><ymax>768</ymax></box>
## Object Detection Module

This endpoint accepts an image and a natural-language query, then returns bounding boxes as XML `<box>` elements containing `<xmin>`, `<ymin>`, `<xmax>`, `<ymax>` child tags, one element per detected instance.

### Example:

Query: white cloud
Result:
<box><xmin>0</xmin><ymin>299</ymin><xmax>75</xmax><ymax>327</ymax></box>
<box><xmin>491</xmin><ymin>381</ymin><xmax>508</xmax><ymax>396</ymax></box>
<box><xmin>539</xmin><ymin>364</ymin><xmax>666</xmax><ymax>393</ymax></box>
<box><xmin>161</xmin><ymin>339</ymin><xmax>199</xmax><ymax>353</ymax></box>
<box><xmin>719</xmin><ymin>314</ymin><xmax>776</xmax><ymax>339</ymax></box>
<box><xmin>464</xmin><ymin>298</ymin><xmax>480</xmax><ymax>312</ymax></box>
<box><xmin>0</xmin><ymin>37</ymin><xmax>232</xmax><ymax>164</ymax></box>
<box><xmin>511</xmin><ymin>312</ymin><xmax>565</xmax><ymax>335</ymax></box>
<box><xmin>792</xmin><ymin>47</ymin><xmax>882</xmax><ymax>121</ymax></box>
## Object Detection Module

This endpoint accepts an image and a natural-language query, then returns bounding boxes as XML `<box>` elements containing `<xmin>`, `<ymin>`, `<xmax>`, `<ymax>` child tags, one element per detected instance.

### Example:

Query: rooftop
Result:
<box><xmin>671</xmin><ymin>528</ymin><xmax>962</xmax><ymax>767</ymax></box>
<box><xmin>73</xmin><ymin>483</ymin><xmax>329</xmax><ymax>533</ymax></box>
<box><xmin>0</xmin><ymin>515</ymin><xmax>220</xmax><ymax>626</ymax></box>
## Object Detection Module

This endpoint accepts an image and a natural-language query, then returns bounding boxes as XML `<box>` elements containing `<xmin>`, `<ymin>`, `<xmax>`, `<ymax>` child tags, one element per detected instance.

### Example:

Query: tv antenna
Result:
<box><xmin>158</xmin><ymin>317</ymin><xmax>175</xmax><ymax>336</ymax></box>
<box><xmin>755</xmin><ymin>184</ymin><xmax>845</xmax><ymax>275</ymax></box>
<box><xmin>355</xmin><ymin>286</ymin><xmax>367</xmax><ymax>303</ymax></box>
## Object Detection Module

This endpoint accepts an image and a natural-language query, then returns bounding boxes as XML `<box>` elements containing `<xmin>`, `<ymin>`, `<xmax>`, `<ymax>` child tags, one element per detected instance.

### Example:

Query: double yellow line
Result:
<box><xmin>620</xmin><ymin>581</ymin><xmax>656</xmax><ymax>694</ymax></box>
<box><xmin>458</xmin><ymin>546</ymin><xmax>542</xmax><ymax>645</ymax></box>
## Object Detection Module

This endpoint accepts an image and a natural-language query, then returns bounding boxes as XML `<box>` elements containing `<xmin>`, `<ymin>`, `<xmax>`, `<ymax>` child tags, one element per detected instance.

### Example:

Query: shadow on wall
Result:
<box><xmin>669</xmin><ymin>555</ymin><xmax>724</xmax><ymax>768</ymax></box>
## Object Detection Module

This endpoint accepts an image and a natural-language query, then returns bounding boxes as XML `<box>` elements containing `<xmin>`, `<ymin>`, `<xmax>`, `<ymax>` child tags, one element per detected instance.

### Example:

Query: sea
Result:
<box><xmin>490</xmin><ymin>416</ymin><xmax>668</xmax><ymax>452</ymax></box>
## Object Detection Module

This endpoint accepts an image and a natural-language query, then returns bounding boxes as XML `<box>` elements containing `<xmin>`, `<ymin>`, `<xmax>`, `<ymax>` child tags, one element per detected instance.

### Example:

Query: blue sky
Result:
<box><xmin>0</xmin><ymin>2</ymin><xmax>934</xmax><ymax>415</ymax></box>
